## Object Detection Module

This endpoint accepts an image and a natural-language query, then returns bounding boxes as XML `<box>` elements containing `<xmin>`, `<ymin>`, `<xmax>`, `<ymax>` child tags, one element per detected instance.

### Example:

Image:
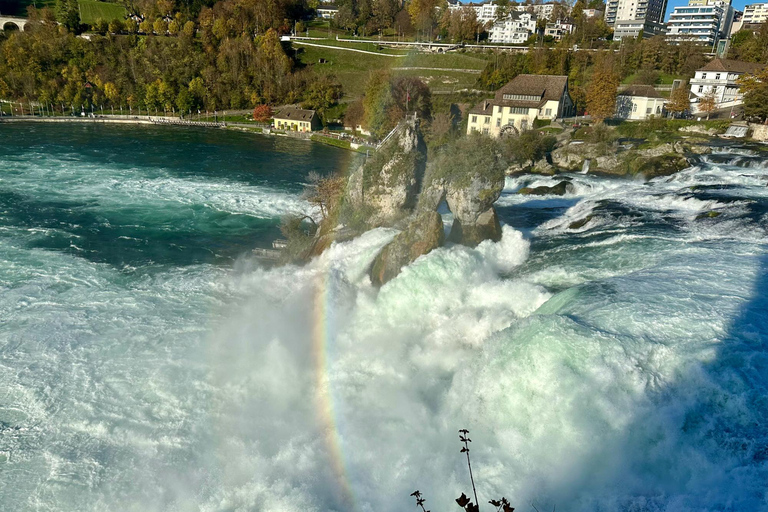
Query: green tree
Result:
<box><xmin>55</xmin><ymin>0</ymin><xmax>81</xmax><ymax>33</ymax></box>
<box><xmin>153</xmin><ymin>18</ymin><xmax>167</xmax><ymax>35</ymax></box>
<box><xmin>363</xmin><ymin>70</ymin><xmax>393</xmax><ymax>137</ymax></box>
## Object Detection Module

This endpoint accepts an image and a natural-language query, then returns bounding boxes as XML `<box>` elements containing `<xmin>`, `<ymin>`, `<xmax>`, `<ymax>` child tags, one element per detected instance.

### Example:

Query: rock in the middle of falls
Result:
<box><xmin>346</xmin><ymin>118</ymin><xmax>427</xmax><ymax>228</ymax></box>
<box><xmin>369</xmin><ymin>210</ymin><xmax>445</xmax><ymax>286</ymax></box>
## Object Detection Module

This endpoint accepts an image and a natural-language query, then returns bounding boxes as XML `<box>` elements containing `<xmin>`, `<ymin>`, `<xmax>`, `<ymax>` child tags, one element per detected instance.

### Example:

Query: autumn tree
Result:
<box><xmin>666</xmin><ymin>84</ymin><xmax>690</xmax><ymax>118</ymax></box>
<box><xmin>253</xmin><ymin>104</ymin><xmax>273</xmax><ymax>122</ymax></box>
<box><xmin>698</xmin><ymin>90</ymin><xmax>717</xmax><ymax>120</ymax></box>
<box><xmin>586</xmin><ymin>62</ymin><xmax>620</xmax><ymax>123</ymax></box>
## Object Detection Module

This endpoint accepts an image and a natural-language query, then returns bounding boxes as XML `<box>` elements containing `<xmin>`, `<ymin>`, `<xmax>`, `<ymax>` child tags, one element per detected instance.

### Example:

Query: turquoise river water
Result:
<box><xmin>0</xmin><ymin>123</ymin><xmax>767</xmax><ymax>512</ymax></box>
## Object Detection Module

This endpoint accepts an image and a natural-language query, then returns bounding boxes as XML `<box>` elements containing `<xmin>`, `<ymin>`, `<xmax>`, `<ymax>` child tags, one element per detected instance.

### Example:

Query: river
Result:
<box><xmin>0</xmin><ymin>123</ymin><xmax>766</xmax><ymax>511</ymax></box>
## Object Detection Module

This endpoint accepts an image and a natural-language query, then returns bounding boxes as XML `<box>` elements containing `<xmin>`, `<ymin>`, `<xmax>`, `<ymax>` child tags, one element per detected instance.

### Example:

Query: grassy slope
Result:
<box><xmin>295</xmin><ymin>43</ymin><xmax>489</xmax><ymax>99</ymax></box>
<box><xmin>78</xmin><ymin>0</ymin><xmax>126</xmax><ymax>24</ymax></box>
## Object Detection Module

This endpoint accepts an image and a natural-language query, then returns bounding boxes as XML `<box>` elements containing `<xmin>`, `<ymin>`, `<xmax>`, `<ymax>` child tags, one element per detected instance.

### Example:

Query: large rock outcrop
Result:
<box><xmin>445</xmin><ymin>173</ymin><xmax>504</xmax><ymax>247</ymax></box>
<box><xmin>369</xmin><ymin>210</ymin><xmax>445</xmax><ymax>286</ymax></box>
<box><xmin>345</xmin><ymin>118</ymin><xmax>427</xmax><ymax>227</ymax></box>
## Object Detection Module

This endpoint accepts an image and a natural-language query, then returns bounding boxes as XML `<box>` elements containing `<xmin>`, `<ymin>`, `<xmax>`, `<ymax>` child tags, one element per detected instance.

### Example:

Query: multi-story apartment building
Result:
<box><xmin>666</xmin><ymin>0</ymin><xmax>734</xmax><ymax>47</ymax></box>
<box><xmin>544</xmin><ymin>19</ymin><xmax>575</xmax><ymax>40</ymax></box>
<box><xmin>488</xmin><ymin>12</ymin><xmax>538</xmax><ymax>44</ymax></box>
<box><xmin>743</xmin><ymin>2</ymin><xmax>768</xmax><ymax>23</ymax></box>
<box><xmin>605</xmin><ymin>0</ymin><xmax>669</xmax><ymax>39</ymax></box>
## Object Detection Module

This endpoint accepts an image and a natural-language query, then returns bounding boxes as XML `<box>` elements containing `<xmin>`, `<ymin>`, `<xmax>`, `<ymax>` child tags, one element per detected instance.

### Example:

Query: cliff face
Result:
<box><xmin>345</xmin><ymin>118</ymin><xmax>427</xmax><ymax>228</ymax></box>
<box><xmin>312</xmin><ymin>124</ymin><xmax>509</xmax><ymax>285</ymax></box>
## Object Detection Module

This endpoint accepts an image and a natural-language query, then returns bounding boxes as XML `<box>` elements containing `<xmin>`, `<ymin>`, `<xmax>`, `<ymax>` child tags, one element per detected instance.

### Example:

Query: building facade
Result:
<box><xmin>488</xmin><ymin>12</ymin><xmax>538</xmax><ymax>44</ymax></box>
<box><xmin>615</xmin><ymin>85</ymin><xmax>667</xmax><ymax>119</ymax></box>
<box><xmin>544</xmin><ymin>19</ymin><xmax>574</xmax><ymax>40</ymax></box>
<box><xmin>688</xmin><ymin>58</ymin><xmax>762</xmax><ymax>110</ymax></box>
<box><xmin>273</xmin><ymin>107</ymin><xmax>321</xmax><ymax>132</ymax></box>
<box><xmin>467</xmin><ymin>75</ymin><xmax>574</xmax><ymax>137</ymax></box>
<box><xmin>605</xmin><ymin>0</ymin><xmax>669</xmax><ymax>39</ymax></box>
<box><xmin>665</xmin><ymin>0</ymin><xmax>734</xmax><ymax>47</ymax></box>
<box><xmin>743</xmin><ymin>2</ymin><xmax>768</xmax><ymax>22</ymax></box>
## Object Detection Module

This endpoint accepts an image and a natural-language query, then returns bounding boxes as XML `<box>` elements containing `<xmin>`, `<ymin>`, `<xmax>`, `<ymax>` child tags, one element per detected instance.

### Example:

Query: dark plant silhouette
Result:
<box><xmin>489</xmin><ymin>497</ymin><xmax>515</xmax><ymax>512</ymax></box>
<box><xmin>458</xmin><ymin>429</ymin><xmax>479</xmax><ymax>511</ymax></box>
<box><xmin>411</xmin><ymin>490</ymin><xmax>430</xmax><ymax>512</ymax></box>
<box><xmin>411</xmin><ymin>429</ymin><xmax>519</xmax><ymax>512</ymax></box>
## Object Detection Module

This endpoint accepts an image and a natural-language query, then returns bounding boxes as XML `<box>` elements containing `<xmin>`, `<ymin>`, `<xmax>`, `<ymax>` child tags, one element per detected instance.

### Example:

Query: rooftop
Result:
<box><xmin>274</xmin><ymin>106</ymin><xmax>316</xmax><ymax>121</ymax></box>
<box><xmin>495</xmin><ymin>74</ymin><xmax>569</xmax><ymax>104</ymax></box>
<box><xmin>698</xmin><ymin>58</ymin><xmax>763</xmax><ymax>74</ymax></box>
<box><xmin>618</xmin><ymin>84</ymin><xmax>663</xmax><ymax>98</ymax></box>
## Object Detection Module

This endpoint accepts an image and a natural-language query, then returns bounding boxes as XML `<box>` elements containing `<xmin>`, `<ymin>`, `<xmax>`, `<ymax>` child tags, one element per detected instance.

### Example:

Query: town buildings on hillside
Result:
<box><xmin>467</xmin><ymin>74</ymin><xmax>574</xmax><ymax>137</ymax></box>
<box><xmin>665</xmin><ymin>0</ymin><xmax>734</xmax><ymax>48</ymax></box>
<box><xmin>605</xmin><ymin>0</ymin><xmax>669</xmax><ymax>39</ymax></box>
<box><xmin>688</xmin><ymin>58</ymin><xmax>762</xmax><ymax>111</ymax></box>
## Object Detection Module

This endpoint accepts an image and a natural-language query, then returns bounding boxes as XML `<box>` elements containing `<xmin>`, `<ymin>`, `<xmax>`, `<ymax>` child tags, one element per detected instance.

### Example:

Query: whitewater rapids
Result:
<box><xmin>1</xmin><ymin>128</ymin><xmax>767</xmax><ymax>512</ymax></box>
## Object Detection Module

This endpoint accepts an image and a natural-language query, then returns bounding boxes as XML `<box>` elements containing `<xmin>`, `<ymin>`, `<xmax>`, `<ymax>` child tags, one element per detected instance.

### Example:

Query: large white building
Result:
<box><xmin>605</xmin><ymin>0</ymin><xmax>669</xmax><ymax>39</ymax></box>
<box><xmin>689</xmin><ymin>58</ymin><xmax>762</xmax><ymax>111</ymax></box>
<box><xmin>666</xmin><ymin>0</ymin><xmax>734</xmax><ymax>47</ymax></box>
<box><xmin>467</xmin><ymin>74</ymin><xmax>574</xmax><ymax>137</ymax></box>
<box><xmin>488</xmin><ymin>12</ymin><xmax>538</xmax><ymax>44</ymax></box>
<box><xmin>743</xmin><ymin>2</ymin><xmax>768</xmax><ymax>23</ymax></box>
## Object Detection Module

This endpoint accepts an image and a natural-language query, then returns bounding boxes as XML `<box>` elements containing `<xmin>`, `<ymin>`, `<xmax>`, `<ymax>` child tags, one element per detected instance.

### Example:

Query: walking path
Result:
<box><xmin>290</xmin><ymin>40</ymin><xmax>406</xmax><ymax>57</ymax></box>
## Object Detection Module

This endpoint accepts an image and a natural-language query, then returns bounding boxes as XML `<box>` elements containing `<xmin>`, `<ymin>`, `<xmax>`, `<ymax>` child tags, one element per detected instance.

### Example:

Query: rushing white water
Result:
<box><xmin>1</xmin><ymin>130</ymin><xmax>767</xmax><ymax>511</ymax></box>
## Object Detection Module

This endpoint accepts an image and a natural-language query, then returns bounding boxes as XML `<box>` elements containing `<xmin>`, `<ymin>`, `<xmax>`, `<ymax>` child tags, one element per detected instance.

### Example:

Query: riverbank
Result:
<box><xmin>0</xmin><ymin>115</ymin><xmax>375</xmax><ymax>154</ymax></box>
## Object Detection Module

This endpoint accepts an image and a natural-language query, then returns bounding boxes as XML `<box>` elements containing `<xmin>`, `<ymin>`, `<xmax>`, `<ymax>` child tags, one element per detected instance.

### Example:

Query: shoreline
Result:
<box><xmin>0</xmin><ymin>115</ymin><xmax>372</xmax><ymax>153</ymax></box>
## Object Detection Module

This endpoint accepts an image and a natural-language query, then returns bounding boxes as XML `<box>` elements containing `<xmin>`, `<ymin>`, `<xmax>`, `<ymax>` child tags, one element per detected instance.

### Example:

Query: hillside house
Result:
<box><xmin>467</xmin><ymin>74</ymin><xmax>574</xmax><ymax>137</ymax></box>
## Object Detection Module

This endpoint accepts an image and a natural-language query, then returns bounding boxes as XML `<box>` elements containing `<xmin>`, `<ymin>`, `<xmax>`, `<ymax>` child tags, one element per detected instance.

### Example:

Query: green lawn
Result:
<box><xmin>78</xmin><ymin>0</ymin><xmax>126</xmax><ymax>24</ymax></box>
<box><xmin>622</xmin><ymin>72</ymin><xmax>679</xmax><ymax>85</ymax></box>
<box><xmin>295</xmin><ymin>43</ymin><xmax>488</xmax><ymax>99</ymax></box>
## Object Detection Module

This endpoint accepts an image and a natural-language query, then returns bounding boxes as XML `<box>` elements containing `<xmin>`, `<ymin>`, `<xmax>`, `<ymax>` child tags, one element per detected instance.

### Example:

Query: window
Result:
<box><xmin>482</xmin><ymin>127</ymin><xmax>489</xmax><ymax>134</ymax></box>
<box><xmin>702</xmin><ymin>73</ymin><xmax>707</xmax><ymax>79</ymax></box>
<box><xmin>496</xmin><ymin>118</ymin><xmax>501</xmax><ymax>127</ymax></box>
<box><xmin>521</xmin><ymin>120</ymin><xmax>528</xmax><ymax>130</ymax></box>
<box><xmin>484</xmin><ymin>116</ymin><xmax>490</xmax><ymax>124</ymax></box>
<box><xmin>698</xmin><ymin>85</ymin><xmax>704</xmax><ymax>92</ymax></box>
<box><xmin>715</xmin><ymin>73</ymin><xmax>720</xmax><ymax>80</ymax></box>
<box><xmin>656</xmin><ymin>106</ymin><xmax>661</xmax><ymax>114</ymax></box>
<box><xmin>471</xmin><ymin>115</ymin><xmax>477</xmax><ymax>123</ymax></box>
<box><xmin>545</xmin><ymin>108</ymin><xmax>552</xmax><ymax>116</ymax></box>
<box><xmin>632</xmin><ymin>103</ymin><xmax>637</xmax><ymax>112</ymax></box>
<box><xmin>646</xmin><ymin>107</ymin><xmax>652</xmax><ymax>114</ymax></box>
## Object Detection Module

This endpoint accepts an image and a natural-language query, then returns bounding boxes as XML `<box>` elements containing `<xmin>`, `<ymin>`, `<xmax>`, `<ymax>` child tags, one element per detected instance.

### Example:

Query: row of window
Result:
<box><xmin>502</xmin><ymin>94</ymin><xmax>540</xmax><ymax>101</ymax></box>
